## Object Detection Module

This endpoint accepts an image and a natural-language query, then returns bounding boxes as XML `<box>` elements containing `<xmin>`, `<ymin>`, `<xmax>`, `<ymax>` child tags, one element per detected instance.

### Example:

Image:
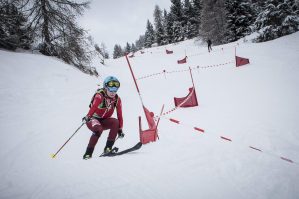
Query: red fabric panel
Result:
<box><xmin>140</xmin><ymin>129</ymin><xmax>157</xmax><ymax>144</ymax></box>
<box><xmin>166</xmin><ymin>49</ymin><xmax>173</xmax><ymax>54</ymax></box>
<box><xmin>236</xmin><ymin>56</ymin><xmax>250</xmax><ymax>67</ymax></box>
<box><xmin>177</xmin><ymin>56</ymin><xmax>187</xmax><ymax>64</ymax></box>
<box><xmin>139</xmin><ymin>112</ymin><xmax>158</xmax><ymax>144</ymax></box>
<box><xmin>143</xmin><ymin>106</ymin><xmax>156</xmax><ymax>129</ymax></box>
<box><xmin>174</xmin><ymin>87</ymin><xmax>199</xmax><ymax>107</ymax></box>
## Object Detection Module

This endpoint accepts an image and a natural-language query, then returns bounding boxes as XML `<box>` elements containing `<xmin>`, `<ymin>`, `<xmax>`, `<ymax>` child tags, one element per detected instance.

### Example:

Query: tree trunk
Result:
<box><xmin>41</xmin><ymin>0</ymin><xmax>51</xmax><ymax>55</ymax></box>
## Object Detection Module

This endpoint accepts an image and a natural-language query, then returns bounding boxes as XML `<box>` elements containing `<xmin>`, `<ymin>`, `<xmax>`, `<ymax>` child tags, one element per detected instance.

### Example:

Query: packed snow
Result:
<box><xmin>0</xmin><ymin>32</ymin><xmax>299</xmax><ymax>199</ymax></box>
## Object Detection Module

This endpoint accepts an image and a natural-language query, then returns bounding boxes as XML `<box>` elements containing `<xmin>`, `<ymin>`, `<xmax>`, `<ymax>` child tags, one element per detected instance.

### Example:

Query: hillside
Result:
<box><xmin>0</xmin><ymin>33</ymin><xmax>299</xmax><ymax>199</ymax></box>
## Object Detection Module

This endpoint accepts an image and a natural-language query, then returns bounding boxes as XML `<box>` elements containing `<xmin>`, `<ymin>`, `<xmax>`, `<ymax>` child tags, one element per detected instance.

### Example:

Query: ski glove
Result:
<box><xmin>118</xmin><ymin>129</ymin><xmax>125</xmax><ymax>138</ymax></box>
<box><xmin>82</xmin><ymin>116</ymin><xmax>91</xmax><ymax>123</ymax></box>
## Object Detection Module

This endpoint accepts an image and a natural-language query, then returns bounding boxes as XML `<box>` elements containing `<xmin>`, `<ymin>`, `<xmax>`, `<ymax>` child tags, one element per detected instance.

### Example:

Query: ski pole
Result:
<box><xmin>51</xmin><ymin>122</ymin><xmax>85</xmax><ymax>158</ymax></box>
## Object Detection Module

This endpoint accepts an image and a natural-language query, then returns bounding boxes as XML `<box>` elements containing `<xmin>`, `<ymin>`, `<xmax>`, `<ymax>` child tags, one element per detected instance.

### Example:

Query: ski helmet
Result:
<box><xmin>103</xmin><ymin>76</ymin><xmax>120</xmax><ymax>92</ymax></box>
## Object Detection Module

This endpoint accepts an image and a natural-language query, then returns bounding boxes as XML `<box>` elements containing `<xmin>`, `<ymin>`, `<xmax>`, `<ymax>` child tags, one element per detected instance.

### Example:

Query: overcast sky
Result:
<box><xmin>79</xmin><ymin>0</ymin><xmax>172</xmax><ymax>54</ymax></box>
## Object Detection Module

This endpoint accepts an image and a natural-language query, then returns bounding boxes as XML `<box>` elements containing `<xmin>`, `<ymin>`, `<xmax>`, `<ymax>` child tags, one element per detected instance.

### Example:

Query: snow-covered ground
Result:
<box><xmin>0</xmin><ymin>32</ymin><xmax>299</xmax><ymax>199</ymax></box>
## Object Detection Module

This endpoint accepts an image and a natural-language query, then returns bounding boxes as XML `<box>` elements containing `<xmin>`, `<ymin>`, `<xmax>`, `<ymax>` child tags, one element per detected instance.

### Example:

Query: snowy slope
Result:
<box><xmin>0</xmin><ymin>32</ymin><xmax>299</xmax><ymax>199</ymax></box>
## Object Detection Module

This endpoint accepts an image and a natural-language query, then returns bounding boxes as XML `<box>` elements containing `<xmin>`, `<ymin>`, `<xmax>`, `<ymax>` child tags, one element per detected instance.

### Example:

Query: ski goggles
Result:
<box><xmin>106</xmin><ymin>80</ymin><xmax>120</xmax><ymax>88</ymax></box>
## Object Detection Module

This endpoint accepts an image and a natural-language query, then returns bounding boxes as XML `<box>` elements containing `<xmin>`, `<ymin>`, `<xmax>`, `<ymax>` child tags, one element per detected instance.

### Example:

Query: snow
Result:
<box><xmin>1</xmin><ymin>32</ymin><xmax>299</xmax><ymax>199</ymax></box>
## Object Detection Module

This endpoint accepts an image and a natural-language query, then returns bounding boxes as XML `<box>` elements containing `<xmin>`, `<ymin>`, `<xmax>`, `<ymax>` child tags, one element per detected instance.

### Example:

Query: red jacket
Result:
<box><xmin>87</xmin><ymin>92</ymin><xmax>123</xmax><ymax>129</ymax></box>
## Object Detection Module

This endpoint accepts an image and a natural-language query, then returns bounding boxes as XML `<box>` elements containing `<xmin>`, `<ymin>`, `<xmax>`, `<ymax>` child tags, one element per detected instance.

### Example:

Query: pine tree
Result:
<box><xmin>113</xmin><ymin>44</ymin><xmax>123</xmax><ymax>59</ymax></box>
<box><xmin>135</xmin><ymin>35</ymin><xmax>145</xmax><ymax>50</ymax></box>
<box><xmin>170</xmin><ymin>0</ymin><xmax>185</xmax><ymax>42</ymax></box>
<box><xmin>252</xmin><ymin>0</ymin><xmax>267</xmax><ymax>13</ymax></box>
<box><xmin>225</xmin><ymin>0</ymin><xmax>255</xmax><ymax>42</ymax></box>
<box><xmin>131</xmin><ymin>43</ymin><xmax>138</xmax><ymax>52</ymax></box>
<box><xmin>183</xmin><ymin>0</ymin><xmax>197</xmax><ymax>39</ymax></box>
<box><xmin>125</xmin><ymin>42</ymin><xmax>131</xmax><ymax>54</ymax></box>
<box><xmin>0</xmin><ymin>1</ymin><xmax>32</xmax><ymax>50</ymax></box>
<box><xmin>190</xmin><ymin>0</ymin><xmax>202</xmax><ymax>37</ymax></box>
<box><xmin>200</xmin><ymin>0</ymin><xmax>228</xmax><ymax>44</ymax></box>
<box><xmin>162</xmin><ymin>9</ymin><xmax>172</xmax><ymax>44</ymax></box>
<box><xmin>254</xmin><ymin>0</ymin><xmax>299</xmax><ymax>42</ymax></box>
<box><xmin>144</xmin><ymin>20</ymin><xmax>155</xmax><ymax>48</ymax></box>
<box><xmin>172</xmin><ymin>21</ymin><xmax>185</xmax><ymax>42</ymax></box>
<box><xmin>153</xmin><ymin>5</ymin><xmax>164</xmax><ymax>46</ymax></box>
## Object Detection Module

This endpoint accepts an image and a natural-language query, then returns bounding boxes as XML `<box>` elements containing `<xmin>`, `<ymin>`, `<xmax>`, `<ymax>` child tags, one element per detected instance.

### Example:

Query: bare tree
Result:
<box><xmin>23</xmin><ymin>0</ymin><xmax>94</xmax><ymax>72</ymax></box>
<box><xmin>95</xmin><ymin>42</ymin><xmax>109</xmax><ymax>65</ymax></box>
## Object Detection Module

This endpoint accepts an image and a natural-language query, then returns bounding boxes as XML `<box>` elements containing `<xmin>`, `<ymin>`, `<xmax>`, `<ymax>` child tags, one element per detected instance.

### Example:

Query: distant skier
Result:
<box><xmin>82</xmin><ymin>76</ymin><xmax>125</xmax><ymax>159</ymax></box>
<box><xmin>207</xmin><ymin>39</ymin><xmax>212</xmax><ymax>52</ymax></box>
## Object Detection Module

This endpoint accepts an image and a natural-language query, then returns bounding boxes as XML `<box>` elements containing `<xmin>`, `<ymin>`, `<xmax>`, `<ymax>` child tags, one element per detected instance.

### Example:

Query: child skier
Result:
<box><xmin>82</xmin><ymin>76</ymin><xmax>125</xmax><ymax>159</ymax></box>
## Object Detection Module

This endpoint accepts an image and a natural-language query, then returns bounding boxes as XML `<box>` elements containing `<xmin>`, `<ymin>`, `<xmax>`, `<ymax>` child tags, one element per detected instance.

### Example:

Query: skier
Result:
<box><xmin>207</xmin><ymin>39</ymin><xmax>212</xmax><ymax>52</ymax></box>
<box><xmin>82</xmin><ymin>76</ymin><xmax>125</xmax><ymax>159</ymax></box>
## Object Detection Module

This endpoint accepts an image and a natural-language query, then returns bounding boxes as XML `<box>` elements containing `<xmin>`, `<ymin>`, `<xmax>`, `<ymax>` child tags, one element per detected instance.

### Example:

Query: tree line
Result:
<box><xmin>0</xmin><ymin>0</ymin><xmax>106</xmax><ymax>75</ymax></box>
<box><xmin>113</xmin><ymin>0</ymin><xmax>299</xmax><ymax>59</ymax></box>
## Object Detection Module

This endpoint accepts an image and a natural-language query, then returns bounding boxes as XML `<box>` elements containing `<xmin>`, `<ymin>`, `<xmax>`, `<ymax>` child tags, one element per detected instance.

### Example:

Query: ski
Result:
<box><xmin>99</xmin><ymin>142</ymin><xmax>142</xmax><ymax>157</ymax></box>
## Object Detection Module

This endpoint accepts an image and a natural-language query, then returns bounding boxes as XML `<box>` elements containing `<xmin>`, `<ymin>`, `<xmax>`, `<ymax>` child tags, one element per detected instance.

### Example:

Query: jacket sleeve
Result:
<box><xmin>116</xmin><ymin>97</ymin><xmax>123</xmax><ymax>129</ymax></box>
<box><xmin>87</xmin><ymin>93</ymin><xmax>103</xmax><ymax>118</ymax></box>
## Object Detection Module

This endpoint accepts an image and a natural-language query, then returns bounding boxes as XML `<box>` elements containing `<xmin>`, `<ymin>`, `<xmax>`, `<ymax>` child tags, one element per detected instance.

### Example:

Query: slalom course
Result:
<box><xmin>124</xmin><ymin>39</ymin><xmax>299</xmax><ymax>167</ymax></box>
<box><xmin>1</xmin><ymin>32</ymin><xmax>299</xmax><ymax>199</ymax></box>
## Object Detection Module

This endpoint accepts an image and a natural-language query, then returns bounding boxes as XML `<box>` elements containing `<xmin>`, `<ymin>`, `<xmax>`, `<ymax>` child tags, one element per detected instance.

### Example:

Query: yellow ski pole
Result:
<box><xmin>51</xmin><ymin>122</ymin><xmax>85</xmax><ymax>158</ymax></box>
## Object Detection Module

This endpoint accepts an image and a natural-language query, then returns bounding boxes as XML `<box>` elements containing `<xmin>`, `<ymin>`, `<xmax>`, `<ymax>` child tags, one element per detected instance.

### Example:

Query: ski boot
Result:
<box><xmin>101</xmin><ymin>140</ymin><xmax>118</xmax><ymax>156</ymax></box>
<box><xmin>83</xmin><ymin>147</ymin><xmax>94</xmax><ymax>160</ymax></box>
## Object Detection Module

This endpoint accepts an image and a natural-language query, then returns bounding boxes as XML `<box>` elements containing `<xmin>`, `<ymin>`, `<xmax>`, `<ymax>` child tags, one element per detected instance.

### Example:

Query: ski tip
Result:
<box><xmin>51</xmin><ymin>154</ymin><xmax>56</xmax><ymax>159</ymax></box>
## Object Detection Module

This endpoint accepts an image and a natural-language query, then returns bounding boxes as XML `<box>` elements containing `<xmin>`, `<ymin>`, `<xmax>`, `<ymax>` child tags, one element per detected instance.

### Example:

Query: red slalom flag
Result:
<box><xmin>236</xmin><ymin>56</ymin><xmax>250</xmax><ymax>67</ymax></box>
<box><xmin>174</xmin><ymin>87</ymin><xmax>198</xmax><ymax>107</ymax></box>
<box><xmin>166</xmin><ymin>49</ymin><xmax>173</xmax><ymax>54</ymax></box>
<box><xmin>177</xmin><ymin>56</ymin><xmax>187</xmax><ymax>64</ymax></box>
